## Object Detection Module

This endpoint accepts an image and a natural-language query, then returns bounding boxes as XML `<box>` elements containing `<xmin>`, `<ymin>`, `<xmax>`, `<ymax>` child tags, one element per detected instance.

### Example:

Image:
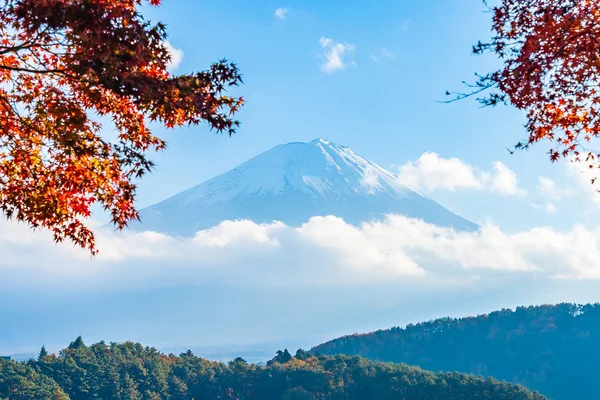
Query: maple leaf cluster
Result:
<box><xmin>0</xmin><ymin>0</ymin><xmax>243</xmax><ymax>254</ymax></box>
<box><xmin>450</xmin><ymin>0</ymin><xmax>600</xmax><ymax>183</ymax></box>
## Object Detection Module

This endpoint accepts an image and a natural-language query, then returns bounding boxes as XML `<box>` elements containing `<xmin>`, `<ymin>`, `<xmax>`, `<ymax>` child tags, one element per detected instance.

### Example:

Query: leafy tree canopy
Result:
<box><xmin>0</xmin><ymin>0</ymin><xmax>243</xmax><ymax>254</ymax></box>
<box><xmin>450</xmin><ymin>0</ymin><xmax>600</xmax><ymax>186</ymax></box>
<box><xmin>0</xmin><ymin>338</ymin><xmax>546</xmax><ymax>400</ymax></box>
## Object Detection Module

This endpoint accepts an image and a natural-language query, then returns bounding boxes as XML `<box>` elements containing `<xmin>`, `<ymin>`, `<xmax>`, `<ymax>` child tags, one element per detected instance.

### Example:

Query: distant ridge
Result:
<box><xmin>133</xmin><ymin>138</ymin><xmax>478</xmax><ymax>235</ymax></box>
<box><xmin>310</xmin><ymin>303</ymin><xmax>600</xmax><ymax>400</ymax></box>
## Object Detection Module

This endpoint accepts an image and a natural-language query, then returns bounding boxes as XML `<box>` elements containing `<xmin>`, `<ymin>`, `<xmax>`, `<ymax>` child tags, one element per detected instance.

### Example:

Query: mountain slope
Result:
<box><xmin>0</xmin><ymin>339</ymin><xmax>546</xmax><ymax>400</ymax></box>
<box><xmin>135</xmin><ymin>139</ymin><xmax>477</xmax><ymax>235</ymax></box>
<box><xmin>310</xmin><ymin>303</ymin><xmax>600</xmax><ymax>400</ymax></box>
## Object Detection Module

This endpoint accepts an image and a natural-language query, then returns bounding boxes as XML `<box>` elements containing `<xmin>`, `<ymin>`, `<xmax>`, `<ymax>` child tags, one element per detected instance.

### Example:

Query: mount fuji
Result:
<box><xmin>134</xmin><ymin>139</ymin><xmax>478</xmax><ymax>235</ymax></box>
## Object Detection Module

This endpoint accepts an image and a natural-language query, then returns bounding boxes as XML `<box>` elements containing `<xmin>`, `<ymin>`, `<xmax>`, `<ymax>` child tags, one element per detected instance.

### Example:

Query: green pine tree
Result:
<box><xmin>38</xmin><ymin>345</ymin><xmax>48</xmax><ymax>360</ymax></box>
<box><xmin>68</xmin><ymin>336</ymin><xmax>85</xmax><ymax>350</ymax></box>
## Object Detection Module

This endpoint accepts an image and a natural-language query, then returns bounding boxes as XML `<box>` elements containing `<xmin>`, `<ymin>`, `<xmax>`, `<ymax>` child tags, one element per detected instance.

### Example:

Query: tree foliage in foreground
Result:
<box><xmin>0</xmin><ymin>338</ymin><xmax>544</xmax><ymax>400</ymax></box>
<box><xmin>451</xmin><ymin>0</ymin><xmax>600</xmax><ymax>183</ymax></box>
<box><xmin>311</xmin><ymin>303</ymin><xmax>600</xmax><ymax>400</ymax></box>
<box><xmin>0</xmin><ymin>0</ymin><xmax>243</xmax><ymax>254</ymax></box>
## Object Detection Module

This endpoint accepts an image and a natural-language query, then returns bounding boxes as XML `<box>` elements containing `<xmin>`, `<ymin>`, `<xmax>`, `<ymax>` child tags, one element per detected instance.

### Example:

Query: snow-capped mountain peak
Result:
<box><xmin>175</xmin><ymin>138</ymin><xmax>416</xmax><ymax>205</ymax></box>
<box><xmin>134</xmin><ymin>139</ymin><xmax>477</xmax><ymax>235</ymax></box>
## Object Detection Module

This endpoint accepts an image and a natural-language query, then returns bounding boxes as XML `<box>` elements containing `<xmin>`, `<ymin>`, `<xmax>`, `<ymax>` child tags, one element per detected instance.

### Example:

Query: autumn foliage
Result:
<box><xmin>451</xmin><ymin>0</ymin><xmax>600</xmax><ymax>181</ymax></box>
<box><xmin>0</xmin><ymin>0</ymin><xmax>243</xmax><ymax>254</ymax></box>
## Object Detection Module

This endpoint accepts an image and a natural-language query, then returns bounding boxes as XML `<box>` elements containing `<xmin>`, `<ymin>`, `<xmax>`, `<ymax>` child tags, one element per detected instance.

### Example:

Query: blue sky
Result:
<box><xmin>3</xmin><ymin>0</ymin><xmax>600</xmax><ymax>359</ymax></box>
<box><xmin>127</xmin><ymin>0</ymin><xmax>596</xmax><ymax>233</ymax></box>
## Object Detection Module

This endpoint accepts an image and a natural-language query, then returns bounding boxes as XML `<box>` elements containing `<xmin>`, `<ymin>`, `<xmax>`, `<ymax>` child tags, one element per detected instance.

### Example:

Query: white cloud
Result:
<box><xmin>532</xmin><ymin>201</ymin><xmax>557</xmax><ymax>214</ymax></box>
<box><xmin>381</xmin><ymin>48</ymin><xmax>395</xmax><ymax>59</ymax></box>
<box><xmin>489</xmin><ymin>161</ymin><xmax>526</xmax><ymax>196</ymax></box>
<box><xmin>567</xmin><ymin>161</ymin><xmax>600</xmax><ymax>206</ymax></box>
<box><xmin>397</xmin><ymin>152</ymin><xmax>525</xmax><ymax>196</ymax></box>
<box><xmin>360</xmin><ymin>165</ymin><xmax>385</xmax><ymax>194</ymax></box>
<box><xmin>275</xmin><ymin>8</ymin><xmax>288</xmax><ymax>19</ymax></box>
<box><xmin>163</xmin><ymin>40</ymin><xmax>183</xmax><ymax>71</ymax></box>
<box><xmin>3</xmin><ymin>213</ymin><xmax>600</xmax><ymax>293</ymax></box>
<box><xmin>536</xmin><ymin>176</ymin><xmax>576</xmax><ymax>201</ymax></box>
<box><xmin>538</xmin><ymin>176</ymin><xmax>557</xmax><ymax>197</ymax></box>
<box><xmin>371</xmin><ymin>48</ymin><xmax>395</xmax><ymax>63</ymax></box>
<box><xmin>319</xmin><ymin>37</ymin><xmax>355</xmax><ymax>73</ymax></box>
<box><xmin>397</xmin><ymin>153</ymin><xmax>482</xmax><ymax>191</ymax></box>
<box><xmin>546</xmin><ymin>203</ymin><xmax>557</xmax><ymax>214</ymax></box>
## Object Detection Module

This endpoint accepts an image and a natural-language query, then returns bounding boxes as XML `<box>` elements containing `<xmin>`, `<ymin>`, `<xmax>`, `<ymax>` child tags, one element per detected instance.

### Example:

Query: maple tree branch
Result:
<box><xmin>439</xmin><ymin>81</ymin><xmax>499</xmax><ymax>104</ymax></box>
<box><xmin>0</xmin><ymin>26</ymin><xmax>52</xmax><ymax>55</ymax></box>
<box><xmin>0</xmin><ymin>64</ymin><xmax>65</xmax><ymax>74</ymax></box>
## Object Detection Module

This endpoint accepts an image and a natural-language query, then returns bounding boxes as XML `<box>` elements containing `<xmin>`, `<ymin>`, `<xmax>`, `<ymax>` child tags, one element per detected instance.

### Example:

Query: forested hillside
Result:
<box><xmin>311</xmin><ymin>303</ymin><xmax>600</xmax><ymax>400</ymax></box>
<box><xmin>0</xmin><ymin>338</ymin><xmax>544</xmax><ymax>400</ymax></box>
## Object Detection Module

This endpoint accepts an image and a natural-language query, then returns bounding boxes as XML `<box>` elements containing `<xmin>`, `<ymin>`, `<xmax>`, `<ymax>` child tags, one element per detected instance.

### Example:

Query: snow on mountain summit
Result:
<box><xmin>175</xmin><ymin>138</ymin><xmax>416</xmax><ymax>205</ymax></box>
<box><xmin>134</xmin><ymin>139</ymin><xmax>478</xmax><ymax>235</ymax></box>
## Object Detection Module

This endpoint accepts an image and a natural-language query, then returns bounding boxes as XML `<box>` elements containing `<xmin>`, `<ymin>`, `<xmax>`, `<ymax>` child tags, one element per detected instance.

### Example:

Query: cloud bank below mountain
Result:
<box><xmin>2</xmin><ymin>213</ymin><xmax>600</xmax><ymax>293</ymax></box>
